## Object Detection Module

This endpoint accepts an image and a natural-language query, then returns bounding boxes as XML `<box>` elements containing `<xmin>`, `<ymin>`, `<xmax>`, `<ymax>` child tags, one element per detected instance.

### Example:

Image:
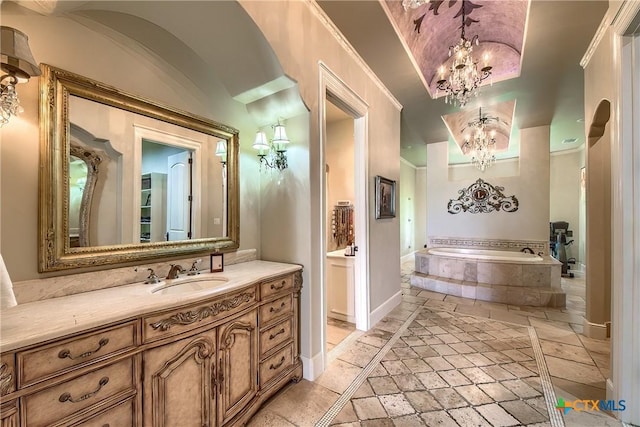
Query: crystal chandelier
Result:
<box><xmin>1</xmin><ymin>26</ymin><xmax>41</xmax><ymax>127</ymax></box>
<box><xmin>461</xmin><ymin>108</ymin><xmax>497</xmax><ymax>172</ymax></box>
<box><xmin>402</xmin><ymin>0</ymin><xmax>429</xmax><ymax>10</ymax></box>
<box><xmin>436</xmin><ymin>2</ymin><xmax>492</xmax><ymax>107</ymax></box>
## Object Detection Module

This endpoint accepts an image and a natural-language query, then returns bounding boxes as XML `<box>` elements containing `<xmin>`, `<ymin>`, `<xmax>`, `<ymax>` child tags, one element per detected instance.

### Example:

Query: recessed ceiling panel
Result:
<box><xmin>442</xmin><ymin>99</ymin><xmax>516</xmax><ymax>156</ymax></box>
<box><xmin>381</xmin><ymin>0</ymin><xmax>530</xmax><ymax>99</ymax></box>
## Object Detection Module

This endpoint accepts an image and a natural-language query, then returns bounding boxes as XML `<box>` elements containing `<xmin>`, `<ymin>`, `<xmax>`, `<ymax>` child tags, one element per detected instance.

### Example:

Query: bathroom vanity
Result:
<box><xmin>0</xmin><ymin>261</ymin><xmax>302</xmax><ymax>426</ymax></box>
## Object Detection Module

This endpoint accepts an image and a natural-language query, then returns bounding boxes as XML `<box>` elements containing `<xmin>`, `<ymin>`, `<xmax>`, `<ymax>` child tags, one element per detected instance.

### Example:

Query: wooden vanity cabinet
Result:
<box><xmin>0</xmin><ymin>269</ymin><xmax>302</xmax><ymax>427</ymax></box>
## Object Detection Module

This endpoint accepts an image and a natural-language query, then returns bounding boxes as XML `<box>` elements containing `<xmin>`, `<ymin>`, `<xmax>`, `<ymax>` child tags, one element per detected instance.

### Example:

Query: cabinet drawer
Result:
<box><xmin>260</xmin><ymin>317</ymin><xmax>292</xmax><ymax>357</ymax></box>
<box><xmin>261</xmin><ymin>275</ymin><xmax>293</xmax><ymax>299</ymax></box>
<box><xmin>259</xmin><ymin>294</ymin><xmax>292</xmax><ymax>326</ymax></box>
<box><xmin>22</xmin><ymin>357</ymin><xmax>135</xmax><ymax>427</ymax></box>
<box><xmin>68</xmin><ymin>396</ymin><xmax>135</xmax><ymax>427</ymax></box>
<box><xmin>143</xmin><ymin>286</ymin><xmax>257</xmax><ymax>343</ymax></box>
<box><xmin>18</xmin><ymin>321</ymin><xmax>137</xmax><ymax>387</ymax></box>
<box><xmin>259</xmin><ymin>343</ymin><xmax>293</xmax><ymax>387</ymax></box>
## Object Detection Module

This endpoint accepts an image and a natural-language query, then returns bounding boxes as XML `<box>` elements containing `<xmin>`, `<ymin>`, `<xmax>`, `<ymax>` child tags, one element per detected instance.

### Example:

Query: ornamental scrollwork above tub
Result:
<box><xmin>150</xmin><ymin>291</ymin><xmax>255</xmax><ymax>331</ymax></box>
<box><xmin>447</xmin><ymin>178</ymin><xmax>519</xmax><ymax>214</ymax></box>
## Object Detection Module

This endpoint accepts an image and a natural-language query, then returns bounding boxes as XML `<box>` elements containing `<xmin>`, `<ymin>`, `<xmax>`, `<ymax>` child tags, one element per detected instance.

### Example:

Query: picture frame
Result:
<box><xmin>375</xmin><ymin>175</ymin><xmax>396</xmax><ymax>219</ymax></box>
<box><xmin>210</xmin><ymin>253</ymin><xmax>224</xmax><ymax>273</ymax></box>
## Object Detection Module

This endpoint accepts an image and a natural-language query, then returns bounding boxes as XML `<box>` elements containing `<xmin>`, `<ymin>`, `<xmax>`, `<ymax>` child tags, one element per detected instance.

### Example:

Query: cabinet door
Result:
<box><xmin>143</xmin><ymin>333</ymin><xmax>215</xmax><ymax>427</ymax></box>
<box><xmin>217</xmin><ymin>310</ymin><xmax>258</xmax><ymax>425</ymax></box>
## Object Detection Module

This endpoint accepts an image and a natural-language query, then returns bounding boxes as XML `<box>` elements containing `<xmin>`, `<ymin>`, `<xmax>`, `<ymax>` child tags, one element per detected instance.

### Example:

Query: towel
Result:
<box><xmin>0</xmin><ymin>254</ymin><xmax>17</xmax><ymax>308</ymax></box>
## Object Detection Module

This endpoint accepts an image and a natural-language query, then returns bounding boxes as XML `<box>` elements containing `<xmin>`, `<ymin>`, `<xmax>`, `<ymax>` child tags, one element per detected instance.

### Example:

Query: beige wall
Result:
<box><xmin>426</xmin><ymin>126</ymin><xmax>550</xmax><ymax>244</ymax></box>
<box><xmin>239</xmin><ymin>1</ymin><xmax>402</xmax><ymax>365</ymax></box>
<box><xmin>550</xmin><ymin>149</ymin><xmax>584</xmax><ymax>263</ymax></box>
<box><xmin>415</xmin><ymin>167</ymin><xmax>427</xmax><ymax>250</ymax></box>
<box><xmin>400</xmin><ymin>160</ymin><xmax>416</xmax><ymax>257</ymax></box>
<box><xmin>326</xmin><ymin>119</ymin><xmax>355</xmax><ymax>252</ymax></box>
<box><xmin>583</xmin><ymin>24</ymin><xmax>614</xmax><ymax>329</ymax></box>
<box><xmin>0</xmin><ymin>7</ymin><xmax>262</xmax><ymax>282</ymax></box>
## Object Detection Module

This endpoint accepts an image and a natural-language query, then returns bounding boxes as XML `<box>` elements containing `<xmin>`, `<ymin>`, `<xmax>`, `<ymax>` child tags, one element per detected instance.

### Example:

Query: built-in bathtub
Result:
<box><xmin>426</xmin><ymin>247</ymin><xmax>544</xmax><ymax>262</ymax></box>
<box><xmin>412</xmin><ymin>247</ymin><xmax>565</xmax><ymax>307</ymax></box>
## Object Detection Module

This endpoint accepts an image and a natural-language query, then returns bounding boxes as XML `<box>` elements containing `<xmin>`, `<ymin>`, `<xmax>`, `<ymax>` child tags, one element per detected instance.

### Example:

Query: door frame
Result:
<box><xmin>319</xmin><ymin>62</ymin><xmax>370</xmax><ymax>364</ymax></box>
<box><xmin>133</xmin><ymin>125</ymin><xmax>203</xmax><ymax>241</ymax></box>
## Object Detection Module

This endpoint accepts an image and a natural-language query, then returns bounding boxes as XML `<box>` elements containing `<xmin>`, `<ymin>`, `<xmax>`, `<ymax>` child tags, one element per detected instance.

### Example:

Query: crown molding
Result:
<box><xmin>581</xmin><ymin>1</ymin><xmax>640</xmax><ymax>68</ymax></box>
<box><xmin>611</xmin><ymin>0</ymin><xmax>640</xmax><ymax>35</ymax></box>
<box><xmin>580</xmin><ymin>6</ymin><xmax>614</xmax><ymax>69</ymax></box>
<box><xmin>307</xmin><ymin>0</ymin><xmax>403</xmax><ymax>111</ymax></box>
<box><xmin>400</xmin><ymin>157</ymin><xmax>417</xmax><ymax>169</ymax></box>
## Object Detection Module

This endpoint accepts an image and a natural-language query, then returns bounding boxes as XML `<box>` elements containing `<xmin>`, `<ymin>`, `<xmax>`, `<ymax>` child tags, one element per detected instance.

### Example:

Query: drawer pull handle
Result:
<box><xmin>269</xmin><ymin>302</ymin><xmax>286</xmax><ymax>313</ymax></box>
<box><xmin>270</xmin><ymin>280</ymin><xmax>286</xmax><ymax>291</ymax></box>
<box><xmin>269</xmin><ymin>328</ymin><xmax>286</xmax><ymax>340</ymax></box>
<box><xmin>58</xmin><ymin>338</ymin><xmax>109</xmax><ymax>360</ymax></box>
<box><xmin>59</xmin><ymin>377</ymin><xmax>109</xmax><ymax>403</ymax></box>
<box><xmin>269</xmin><ymin>356</ymin><xmax>286</xmax><ymax>370</ymax></box>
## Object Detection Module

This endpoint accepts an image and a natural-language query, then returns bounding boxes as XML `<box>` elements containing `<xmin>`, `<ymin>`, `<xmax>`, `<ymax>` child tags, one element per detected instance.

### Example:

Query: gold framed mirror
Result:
<box><xmin>39</xmin><ymin>64</ymin><xmax>239</xmax><ymax>272</ymax></box>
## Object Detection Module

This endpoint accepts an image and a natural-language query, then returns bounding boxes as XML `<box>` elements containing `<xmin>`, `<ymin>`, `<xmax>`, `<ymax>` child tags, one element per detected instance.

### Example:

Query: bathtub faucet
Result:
<box><xmin>520</xmin><ymin>247</ymin><xmax>534</xmax><ymax>254</ymax></box>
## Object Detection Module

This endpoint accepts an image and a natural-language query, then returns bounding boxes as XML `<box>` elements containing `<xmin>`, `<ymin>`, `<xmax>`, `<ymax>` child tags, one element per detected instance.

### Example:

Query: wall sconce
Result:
<box><xmin>253</xmin><ymin>120</ymin><xmax>289</xmax><ymax>171</ymax></box>
<box><xmin>1</xmin><ymin>26</ymin><xmax>41</xmax><ymax>127</ymax></box>
<box><xmin>215</xmin><ymin>140</ymin><xmax>227</xmax><ymax>165</ymax></box>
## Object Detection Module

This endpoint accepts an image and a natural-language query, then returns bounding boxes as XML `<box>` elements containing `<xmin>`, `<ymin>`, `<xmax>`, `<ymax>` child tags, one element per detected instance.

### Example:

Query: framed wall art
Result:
<box><xmin>375</xmin><ymin>175</ymin><xmax>396</xmax><ymax>219</ymax></box>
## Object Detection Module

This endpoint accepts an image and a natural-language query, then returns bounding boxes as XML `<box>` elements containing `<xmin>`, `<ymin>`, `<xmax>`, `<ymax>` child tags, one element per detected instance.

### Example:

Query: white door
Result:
<box><xmin>167</xmin><ymin>151</ymin><xmax>192</xmax><ymax>241</ymax></box>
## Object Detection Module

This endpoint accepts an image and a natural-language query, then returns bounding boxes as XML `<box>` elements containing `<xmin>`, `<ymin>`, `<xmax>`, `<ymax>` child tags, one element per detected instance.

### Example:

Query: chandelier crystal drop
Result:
<box><xmin>0</xmin><ymin>76</ymin><xmax>21</xmax><ymax>126</ymax></box>
<box><xmin>462</xmin><ymin>107</ymin><xmax>497</xmax><ymax>172</ymax></box>
<box><xmin>436</xmin><ymin>2</ymin><xmax>492</xmax><ymax>107</ymax></box>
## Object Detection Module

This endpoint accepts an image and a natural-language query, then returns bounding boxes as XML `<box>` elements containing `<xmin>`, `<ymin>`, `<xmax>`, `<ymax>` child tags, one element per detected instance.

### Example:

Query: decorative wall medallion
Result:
<box><xmin>447</xmin><ymin>178</ymin><xmax>519</xmax><ymax>214</ymax></box>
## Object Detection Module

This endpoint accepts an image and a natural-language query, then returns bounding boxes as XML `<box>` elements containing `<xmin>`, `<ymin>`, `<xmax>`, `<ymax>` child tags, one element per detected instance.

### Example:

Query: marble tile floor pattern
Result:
<box><xmin>249</xmin><ymin>259</ymin><xmax>620</xmax><ymax>427</ymax></box>
<box><xmin>327</xmin><ymin>318</ymin><xmax>357</xmax><ymax>352</ymax></box>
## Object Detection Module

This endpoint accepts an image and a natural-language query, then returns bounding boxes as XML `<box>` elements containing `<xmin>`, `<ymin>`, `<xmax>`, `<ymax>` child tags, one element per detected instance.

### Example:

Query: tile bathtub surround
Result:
<box><xmin>428</xmin><ymin>237</ymin><xmax>549</xmax><ymax>255</ymax></box>
<box><xmin>13</xmin><ymin>248</ymin><xmax>258</xmax><ymax>303</ymax></box>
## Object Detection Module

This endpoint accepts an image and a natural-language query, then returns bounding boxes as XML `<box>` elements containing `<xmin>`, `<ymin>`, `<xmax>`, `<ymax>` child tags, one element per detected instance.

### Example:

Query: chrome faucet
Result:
<box><xmin>166</xmin><ymin>264</ymin><xmax>186</xmax><ymax>280</ymax></box>
<box><xmin>187</xmin><ymin>259</ymin><xmax>202</xmax><ymax>276</ymax></box>
<box><xmin>521</xmin><ymin>247</ymin><xmax>534</xmax><ymax>254</ymax></box>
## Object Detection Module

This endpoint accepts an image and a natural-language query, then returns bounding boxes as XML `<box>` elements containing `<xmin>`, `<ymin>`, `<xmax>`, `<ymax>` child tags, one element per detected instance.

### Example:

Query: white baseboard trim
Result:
<box><xmin>583</xmin><ymin>318</ymin><xmax>609</xmax><ymax>339</ymax></box>
<box><xmin>369</xmin><ymin>290</ymin><xmax>403</xmax><ymax>328</ymax></box>
<box><xmin>400</xmin><ymin>251</ymin><xmax>416</xmax><ymax>263</ymax></box>
<box><xmin>301</xmin><ymin>351</ymin><xmax>324</xmax><ymax>381</ymax></box>
<box><xmin>606</xmin><ymin>378</ymin><xmax>614</xmax><ymax>402</ymax></box>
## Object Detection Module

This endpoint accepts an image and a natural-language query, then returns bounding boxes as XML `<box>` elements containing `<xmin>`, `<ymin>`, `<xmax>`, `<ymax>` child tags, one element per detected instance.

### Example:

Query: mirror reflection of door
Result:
<box><xmin>141</xmin><ymin>140</ymin><xmax>193</xmax><ymax>243</ymax></box>
<box><xmin>167</xmin><ymin>151</ymin><xmax>192</xmax><ymax>241</ymax></box>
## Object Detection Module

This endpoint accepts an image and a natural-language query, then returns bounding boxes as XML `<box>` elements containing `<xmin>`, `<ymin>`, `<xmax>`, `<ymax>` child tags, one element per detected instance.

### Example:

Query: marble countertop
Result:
<box><xmin>0</xmin><ymin>260</ymin><xmax>301</xmax><ymax>352</ymax></box>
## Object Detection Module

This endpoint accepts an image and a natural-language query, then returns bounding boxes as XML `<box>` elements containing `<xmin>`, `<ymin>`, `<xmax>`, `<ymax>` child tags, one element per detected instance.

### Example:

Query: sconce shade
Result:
<box><xmin>215</xmin><ymin>140</ymin><xmax>227</xmax><ymax>156</ymax></box>
<box><xmin>1</xmin><ymin>26</ymin><xmax>41</xmax><ymax>80</ymax></box>
<box><xmin>252</xmin><ymin>131</ymin><xmax>269</xmax><ymax>150</ymax></box>
<box><xmin>272</xmin><ymin>123</ymin><xmax>290</xmax><ymax>145</ymax></box>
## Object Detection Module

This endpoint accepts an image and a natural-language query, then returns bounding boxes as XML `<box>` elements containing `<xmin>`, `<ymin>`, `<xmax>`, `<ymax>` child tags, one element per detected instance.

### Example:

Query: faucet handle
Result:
<box><xmin>188</xmin><ymin>259</ymin><xmax>202</xmax><ymax>276</ymax></box>
<box><xmin>145</xmin><ymin>268</ymin><xmax>161</xmax><ymax>284</ymax></box>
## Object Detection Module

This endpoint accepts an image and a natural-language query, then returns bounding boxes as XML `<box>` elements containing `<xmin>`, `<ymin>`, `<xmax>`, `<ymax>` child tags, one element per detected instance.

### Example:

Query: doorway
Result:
<box><xmin>320</xmin><ymin>62</ymin><xmax>370</xmax><ymax>366</ymax></box>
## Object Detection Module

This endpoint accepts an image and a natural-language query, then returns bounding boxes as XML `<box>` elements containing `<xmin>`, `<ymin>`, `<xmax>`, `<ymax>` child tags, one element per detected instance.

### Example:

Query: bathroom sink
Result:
<box><xmin>151</xmin><ymin>277</ymin><xmax>229</xmax><ymax>295</ymax></box>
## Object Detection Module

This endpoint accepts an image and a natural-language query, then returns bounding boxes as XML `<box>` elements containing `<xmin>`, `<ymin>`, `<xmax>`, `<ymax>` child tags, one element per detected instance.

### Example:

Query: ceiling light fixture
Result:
<box><xmin>1</xmin><ymin>26</ymin><xmax>41</xmax><ymax>127</ymax></box>
<box><xmin>461</xmin><ymin>107</ymin><xmax>497</xmax><ymax>172</ymax></box>
<box><xmin>436</xmin><ymin>1</ymin><xmax>492</xmax><ymax>107</ymax></box>
<box><xmin>253</xmin><ymin>119</ymin><xmax>289</xmax><ymax>172</ymax></box>
<box><xmin>402</xmin><ymin>0</ymin><xmax>429</xmax><ymax>10</ymax></box>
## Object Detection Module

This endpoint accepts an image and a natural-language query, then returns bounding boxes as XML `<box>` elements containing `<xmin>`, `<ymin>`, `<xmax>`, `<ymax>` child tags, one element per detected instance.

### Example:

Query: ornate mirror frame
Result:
<box><xmin>39</xmin><ymin>64</ymin><xmax>239</xmax><ymax>272</ymax></box>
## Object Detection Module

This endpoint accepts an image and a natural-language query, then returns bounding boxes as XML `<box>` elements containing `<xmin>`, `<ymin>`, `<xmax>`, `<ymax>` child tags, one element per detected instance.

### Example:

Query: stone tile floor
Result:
<box><xmin>327</xmin><ymin>317</ymin><xmax>357</xmax><ymax>352</ymax></box>
<box><xmin>249</xmin><ymin>258</ymin><xmax>620</xmax><ymax>426</ymax></box>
